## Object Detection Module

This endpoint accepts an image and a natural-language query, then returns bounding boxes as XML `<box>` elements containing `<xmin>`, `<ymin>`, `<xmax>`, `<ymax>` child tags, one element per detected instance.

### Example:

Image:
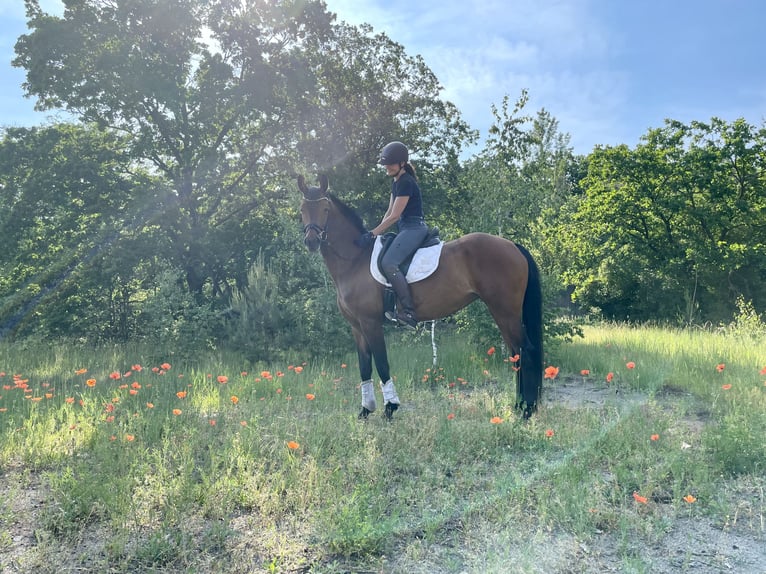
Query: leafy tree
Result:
<box><xmin>11</xmin><ymin>0</ymin><xmax>475</xmax><ymax>346</ymax></box>
<box><xmin>0</xmin><ymin>123</ymin><xmax>165</xmax><ymax>339</ymax></box>
<box><xmin>556</xmin><ymin>118</ymin><xmax>766</xmax><ymax>322</ymax></box>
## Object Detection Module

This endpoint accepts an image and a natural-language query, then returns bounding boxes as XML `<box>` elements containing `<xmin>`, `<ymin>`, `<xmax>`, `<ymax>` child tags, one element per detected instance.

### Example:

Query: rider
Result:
<box><xmin>363</xmin><ymin>141</ymin><xmax>428</xmax><ymax>330</ymax></box>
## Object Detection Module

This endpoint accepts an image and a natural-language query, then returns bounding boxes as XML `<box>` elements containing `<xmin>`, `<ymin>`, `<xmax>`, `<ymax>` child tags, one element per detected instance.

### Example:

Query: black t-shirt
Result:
<box><xmin>391</xmin><ymin>172</ymin><xmax>424</xmax><ymax>220</ymax></box>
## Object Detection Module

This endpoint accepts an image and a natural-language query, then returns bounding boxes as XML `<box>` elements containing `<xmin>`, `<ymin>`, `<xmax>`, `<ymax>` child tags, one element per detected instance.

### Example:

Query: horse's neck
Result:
<box><xmin>320</xmin><ymin>213</ymin><xmax>361</xmax><ymax>279</ymax></box>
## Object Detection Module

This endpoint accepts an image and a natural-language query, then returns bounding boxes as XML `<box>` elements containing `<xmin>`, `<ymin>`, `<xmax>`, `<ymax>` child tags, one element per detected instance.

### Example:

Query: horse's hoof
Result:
<box><xmin>384</xmin><ymin>402</ymin><xmax>399</xmax><ymax>421</ymax></box>
<box><xmin>516</xmin><ymin>401</ymin><xmax>536</xmax><ymax>420</ymax></box>
<box><xmin>358</xmin><ymin>407</ymin><xmax>372</xmax><ymax>420</ymax></box>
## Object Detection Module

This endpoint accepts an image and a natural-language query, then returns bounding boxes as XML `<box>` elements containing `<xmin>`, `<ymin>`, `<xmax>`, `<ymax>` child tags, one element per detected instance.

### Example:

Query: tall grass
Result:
<box><xmin>0</xmin><ymin>324</ymin><xmax>763</xmax><ymax>573</ymax></box>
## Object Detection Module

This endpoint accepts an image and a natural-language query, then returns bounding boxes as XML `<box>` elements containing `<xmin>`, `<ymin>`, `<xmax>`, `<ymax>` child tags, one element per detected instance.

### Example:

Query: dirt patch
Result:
<box><xmin>544</xmin><ymin>376</ymin><xmax>648</xmax><ymax>410</ymax></box>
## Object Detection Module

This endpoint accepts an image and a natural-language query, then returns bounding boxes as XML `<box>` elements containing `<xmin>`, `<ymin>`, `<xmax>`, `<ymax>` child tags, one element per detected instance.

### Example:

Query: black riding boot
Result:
<box><xmin>387</xmin><ymin>271</ymin><xmax>418</xmax><ymax>330</ymax></box>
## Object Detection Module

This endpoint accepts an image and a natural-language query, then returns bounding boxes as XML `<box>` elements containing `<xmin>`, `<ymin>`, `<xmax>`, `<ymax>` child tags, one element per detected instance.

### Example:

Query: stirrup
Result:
<box><xmin>396</xmin><ymin>310</ymin><xmax>417</xmax><ymax>330</ymax></box>
<box><xmin>384</xmin><ymin>309</ymin><xmax>398</xmax><ymax>323</ymax></box>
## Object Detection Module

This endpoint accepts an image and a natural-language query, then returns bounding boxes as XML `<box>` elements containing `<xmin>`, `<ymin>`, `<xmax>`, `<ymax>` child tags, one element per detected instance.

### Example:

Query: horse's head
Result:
<box><xmin>297</xmin><ymin>174</ymin><xmax>331</xmax><ymax>252</ymax></box>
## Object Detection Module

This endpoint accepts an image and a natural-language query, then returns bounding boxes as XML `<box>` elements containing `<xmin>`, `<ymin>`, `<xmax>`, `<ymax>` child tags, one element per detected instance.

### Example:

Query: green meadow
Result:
<box><xmin>0</xmin><ymin>324</ymin><xmax>764</xmax><ymax>573</ymax></box>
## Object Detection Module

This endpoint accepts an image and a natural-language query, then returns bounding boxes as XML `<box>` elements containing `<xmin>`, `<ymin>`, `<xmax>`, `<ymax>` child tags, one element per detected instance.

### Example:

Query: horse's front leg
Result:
<box><xmin>352</xmin><ymin>327</ymin><xmax>377</xmax><ymax>419</ymax></box>
<box><xmin>353</xmin><ymin>323</ymin><xmax>400</xmax><ymax>420</ymax></box>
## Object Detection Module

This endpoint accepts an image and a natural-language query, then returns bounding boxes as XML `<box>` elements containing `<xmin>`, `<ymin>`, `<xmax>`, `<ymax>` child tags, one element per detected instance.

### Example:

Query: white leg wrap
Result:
<box><xmin>380</xmin><ymin>379</ymin><xmax>400</xmax><ymax>406</ymax></box>
<box><xmin>361</xmin><ymin>380</ymin><xmax>377</xmax><ymax>412</ymax></box>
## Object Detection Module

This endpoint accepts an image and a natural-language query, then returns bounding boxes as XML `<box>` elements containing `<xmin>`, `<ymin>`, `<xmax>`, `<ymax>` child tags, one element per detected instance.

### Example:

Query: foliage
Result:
<box><xmin>553</xmin><ymin>118</ymin><xmax>766</xmax><ymax>323</ymax></box>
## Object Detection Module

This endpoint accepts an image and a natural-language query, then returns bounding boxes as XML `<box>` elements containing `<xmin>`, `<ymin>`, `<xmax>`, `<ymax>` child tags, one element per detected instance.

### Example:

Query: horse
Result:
<box><xmin>297</xmin><ymin>174</ymin><xmax>543</xmax><ymax>420</ymax></box>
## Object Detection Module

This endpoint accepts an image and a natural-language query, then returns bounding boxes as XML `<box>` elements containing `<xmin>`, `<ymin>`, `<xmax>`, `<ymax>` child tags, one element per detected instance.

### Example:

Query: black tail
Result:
<box><xmin>516</xmin><ymin>244</ymin><xmax>543</xmax><ymax>417</ymax></box>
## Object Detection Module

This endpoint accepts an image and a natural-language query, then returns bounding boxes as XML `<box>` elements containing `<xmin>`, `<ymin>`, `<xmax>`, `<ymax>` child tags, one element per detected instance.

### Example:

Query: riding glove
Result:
<box><xmin>354</xmin><ymin>231</ymin><xmax>376</xmax><ymax>248</ymax></box>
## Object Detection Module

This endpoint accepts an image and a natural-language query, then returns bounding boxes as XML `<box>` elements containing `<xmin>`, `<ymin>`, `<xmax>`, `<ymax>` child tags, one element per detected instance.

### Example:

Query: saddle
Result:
<box><xmin>372</xmin><ymin>228</ymin><xmax>442</xmax><ymax>323</ymax></box>
<box><xmin>376</xmin><ymin>227</ymin><xmax>441</xmax><ymax>277</ymax></box>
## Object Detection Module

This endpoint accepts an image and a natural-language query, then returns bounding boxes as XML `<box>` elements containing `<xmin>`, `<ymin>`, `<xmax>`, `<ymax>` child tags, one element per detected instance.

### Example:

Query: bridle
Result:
<box><xmin>301</xmin><ymin>195</ymin><xmax>360</xmax><ymax>262</ymax></box>
<box><xmin>301</xmin><ymin>196</ymin><xmax>331</xmax><ymax>243</ymax></box>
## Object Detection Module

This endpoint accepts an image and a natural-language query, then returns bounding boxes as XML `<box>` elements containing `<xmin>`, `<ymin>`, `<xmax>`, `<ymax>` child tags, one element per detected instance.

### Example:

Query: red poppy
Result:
<box><xmin>633</xmin><ymin>492</ymin><xmax>648</xmax><ymax>504</ymax></box>
<box><xmin>626</xmin><ymin>362</ymin><xmax>635</xmax><ymax>370</ymax></box>
<box><xmin>543</xmin><ymin>366</ymin><xmax>559</xmax><ymax>379</ymax></box>
<box><xmin>487</xmin><ymin>347</ymin><xmax>496</xmax><ymax>356</ymax></box>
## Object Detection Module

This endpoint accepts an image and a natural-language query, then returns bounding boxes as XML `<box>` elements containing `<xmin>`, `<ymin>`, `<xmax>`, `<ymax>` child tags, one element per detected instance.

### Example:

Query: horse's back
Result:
<box><xmin>445</xmin><ymin>232</ymin><xmax>528</xmax><ymax>268</ymax></box>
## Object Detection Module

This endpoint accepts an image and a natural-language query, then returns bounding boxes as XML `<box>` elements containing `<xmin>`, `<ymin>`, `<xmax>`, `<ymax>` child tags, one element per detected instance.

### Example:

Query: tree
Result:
<box><xmin>0</xmin><ymin>123</ymin><xmax>164</xmax><ymax>339</ymax></box>
<box><xmin>14</xmin><ymin>0</ymin><xmax>473</xmax><ymax>296</ymax></box>
<box><xmin>556</xmin><ymin>118</ymin><xmax>766</xmax><ymax>322</ymax></box>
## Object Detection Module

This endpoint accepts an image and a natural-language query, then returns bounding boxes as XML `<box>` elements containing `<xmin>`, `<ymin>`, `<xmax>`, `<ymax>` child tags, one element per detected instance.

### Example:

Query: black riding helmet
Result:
<box><xmin>378</xmin><ymin>141</ymin><xmax>408</xmax><ymax>165</ymax></box>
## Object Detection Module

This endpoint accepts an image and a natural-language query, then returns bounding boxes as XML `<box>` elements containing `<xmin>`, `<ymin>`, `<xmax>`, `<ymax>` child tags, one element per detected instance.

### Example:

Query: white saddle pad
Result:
<box><xmin>370</xmin><ymin>237</ymin><xmax>444</xmax><ymax>286</ymax></box>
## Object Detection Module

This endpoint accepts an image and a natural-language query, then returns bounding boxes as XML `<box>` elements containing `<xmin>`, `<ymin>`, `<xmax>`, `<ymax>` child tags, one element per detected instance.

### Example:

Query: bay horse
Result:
<box><xmin>298</xmin><ymin>175</ymin><xmax>543</xmax><ymax>420</ymax></box>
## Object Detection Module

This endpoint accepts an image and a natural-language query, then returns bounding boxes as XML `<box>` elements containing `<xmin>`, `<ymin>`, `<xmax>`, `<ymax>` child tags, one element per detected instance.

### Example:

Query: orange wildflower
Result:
<box><xmin>176</xmin><ymin>391</ymin><xmax>187</xmax><ymax>399</ymax></box>
<box><xmin>722</xmin><ymin>384</ymin><xmax>732</xmax><ymax>390</ymax></box>
<box><xmin>447</xmin><ymin>413</ymin><xmax>455</xmax><ymax>420</ymax></box>
<box><xmin>543</xmin><ymin>366</ymin><xmax>559</xmax><ymax>379</ymax></box>
<box><xmin>217</xmin><ymin>375</ymin><xmax>228</xmax><ymax>384</ymax></box>
<box><xmin>131</xmin><ymin>364</ymin><xmax>143</xmax><ymax>372</ymax></box>
<box><xmin>125</xmin><ymin>434</ymin><xmax>135</xmax><ymax>442</ymax></box>
<box><xmin>633</xmin><ymin>492</ymin><xmax>648</xmax><ymax>504</ymax></box>
<box><xmin>760</xmin><ymin>366</ymin><xmax>766</xmax><ymax>376</ymax></box>
<box><xmin>580</xmin><ymin>369</ymin><xmax>590</xmax><ymax>376</ymax></box>
<box><xmin>294</xmin><ymin>366</ymin><xmax>303</xmax><ymax>373</ymax></box>
<box><xmin>65</xmin><ymin>397</ymin><xmax>75</xmax><ymax>404</ymax></box>
<box><xmin>172</xmin><ymin>409</ymin><xmax>182</xmax><ymax>415</ymax></box>
<box><xmin>545</xmin><ymin>429</ymin><xmax>554</xmax><ymax>438</ymax></box>
<box><xmin>487</xmin><ymin>346</ymin><xmax>496</xmax><ymax>356</ymax></box>
<box><xmin>129</xmin><ymin>389</ymin><xmax>138</xmax><ymax>396</ymax></box>
<box><xmin>161</xmin><ymin>363</ymin><xmax>171</xmax><ymax>371</ymax></box>
<box><xmin>305</xmin><ymin>393</ymin><xmax>315</xmax><ymax>400</ymax></box>
<box><xmin>509</xmin><ymin>354</ymin><xmax>520</xmax><ymax>363</ymax></box>
<box><xmin>650</xmin><ymin>434</ymin><xmax>660</xmax><ymax>441</ymax></box>
<box><xmin>490</xmin><ymin>416</ymin><xmax>503</xmax><ymax>424</ymax></box>
<box><xmin>74</xmin><ymin>368</ymin><xmax>87</xmax><ymax>375</ymax></box>
<box><xmin>683</xmin><ymin>495</ymin><xmax>697</xmax><ymax>503</ymax></box>
<box><xmin>230</xmin><ymin>395</ymin><xmax>239</xmax><ymax>404</ymax></box>
<box><xmin>109</xmin><ymin>371</ymin><xmax>121</xmax><ymax>380</ymax></box>
<box><xmin>286</xmin><ymin>441</ymin><xmax>300</xmax><ymax>450</ymax></box>
<box><xmin>606</xmin><ymin>372</ymin><xmax>614</xmax><ymax>383</ymax></box>
<box><xmin>716</xmin><ymin>363</ymin><xmax>725</xmax><ymax>373</ymax></box>
<box><xmin>131</xmin><ymin>382</ymin><xmax>141</xmax><ymax>389</ymax></box>
<box><xmin>626</xmin><ymin>361</ymin><xmax>636</xmax><ymax>370</ymax></box>
<box><xmin>341</xmin><ymin>363</ymin><xmax>347</xmax><ymax>369</ymax></box>
<box><xmin>209</xmin><ymin>419</ymin><xmax>217</xmax><ymax>426</ymax></box>
<box><xmin>86</xmin><ymin>379</ymin><xmax>97</xmax><ymax>387</ymax></box>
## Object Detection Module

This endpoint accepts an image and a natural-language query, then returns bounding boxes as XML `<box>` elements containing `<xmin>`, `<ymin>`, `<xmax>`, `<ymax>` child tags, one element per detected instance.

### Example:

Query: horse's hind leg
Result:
<box><xmin>486</xmin><ymin>305</ymin><xmax>536</xmax><ymax>416</ymax></box>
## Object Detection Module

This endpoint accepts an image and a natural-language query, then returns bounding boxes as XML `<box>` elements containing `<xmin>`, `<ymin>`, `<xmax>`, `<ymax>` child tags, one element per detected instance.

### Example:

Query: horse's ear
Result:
<box><xmin>297</xmin><ymin>175</ymin><xmax>308</xmax><ymax>196</ymax></box>
<box><xmin>318</xmin><ymin>174</ymin><xmax>329</xmax><ymax>194</ymax></box>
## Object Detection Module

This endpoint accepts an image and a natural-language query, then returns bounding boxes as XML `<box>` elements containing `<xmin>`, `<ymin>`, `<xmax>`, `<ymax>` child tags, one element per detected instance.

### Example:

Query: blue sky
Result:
<box><xmin>1</xmin><ymin>0</ymin><xmax>764</xmax><ymax>155</ymax></box>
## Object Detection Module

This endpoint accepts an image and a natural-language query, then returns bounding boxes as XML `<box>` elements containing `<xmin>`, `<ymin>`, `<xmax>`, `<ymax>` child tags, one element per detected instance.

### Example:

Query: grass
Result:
<box><xmin>0</xmin><ymin>323</ymin><xmax>764</xmax><ymax>573</ymax></box>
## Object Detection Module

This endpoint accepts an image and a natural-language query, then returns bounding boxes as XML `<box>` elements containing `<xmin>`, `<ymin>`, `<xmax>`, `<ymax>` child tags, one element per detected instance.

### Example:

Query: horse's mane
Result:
<box><xmin>329</xmin><ymin>193</ymin><xmax>367</xmax><ymax>233</ymax></box>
